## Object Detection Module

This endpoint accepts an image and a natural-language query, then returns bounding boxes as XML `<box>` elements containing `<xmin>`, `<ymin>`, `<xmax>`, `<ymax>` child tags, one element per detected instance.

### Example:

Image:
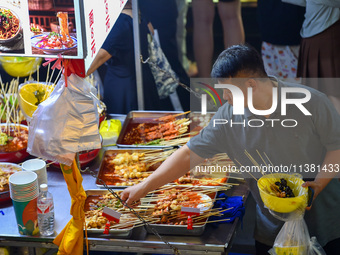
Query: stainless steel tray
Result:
<box><xmin>116</xmin><ymin>111</ymin><xmax>188</xmax><ymax>148</ymax></box>
<box><xmin>145</xmin><ymin>223</ymin><xmax>207</xmax><ymax>236</ymax></box>
<box><xmin>95</xmin><ymin>148</ymin><xmax>167</xmax><ymax>189</ymax></box>
<box><xmin>85</xmin><ymin>189</ymin><xmax>133</xmax><ymax>237</ymax></box>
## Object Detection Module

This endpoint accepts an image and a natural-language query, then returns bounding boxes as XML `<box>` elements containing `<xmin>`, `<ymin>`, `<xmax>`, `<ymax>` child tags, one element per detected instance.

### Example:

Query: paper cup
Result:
<box><xmin>9</xmin><ymin>171</ymin><xmax>38</xmax><ymax>202</ymax></box>
<box><xmin>12</xmin><ymin>198</ymin><xmax>39</xmax><ymax>235</ymax></box>
<box><xmin>22</xmin><ymin>159</ymin><xmax>48</xmax><ymax>188</ymax></box>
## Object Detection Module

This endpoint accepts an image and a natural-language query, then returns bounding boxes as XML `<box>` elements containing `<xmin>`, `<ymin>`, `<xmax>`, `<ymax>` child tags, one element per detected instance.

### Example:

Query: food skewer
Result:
<box><xmin>154</xmin><ymin>111</ymin><xmax>191</xmax><ymax>121</ymax></box>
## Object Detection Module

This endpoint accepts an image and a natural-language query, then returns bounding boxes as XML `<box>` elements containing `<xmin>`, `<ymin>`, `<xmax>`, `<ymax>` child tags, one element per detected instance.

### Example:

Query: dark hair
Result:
<box><xmin>125</xmin><ymin>0</ymin><xmax>132</xmax><ymax>9</ymax></box>
<box><xmin>211</xmin><ymin>44</ymin><xmax>267</xmax><ymax>79</ymax></box>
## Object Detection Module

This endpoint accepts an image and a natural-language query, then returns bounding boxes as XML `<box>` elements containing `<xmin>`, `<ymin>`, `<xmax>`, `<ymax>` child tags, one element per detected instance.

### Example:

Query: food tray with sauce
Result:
<box><xmin>85</xmin><ymin>189</ymin><xmax>134</xmax><ymax>237</ymax></box>
<box><xmin>143</xmin><ymin>188</ymin><xmax>217</xmax><ymax>236</ymax></box>
<box><xmin>116</xmin><ymin>111</ymin><xmax>190</xmax><ymax>148</ymax></box>
<box><xmin>95</xmin><ymin>149</ymin><xmax>173</xmax><ymax>188</ymax></box>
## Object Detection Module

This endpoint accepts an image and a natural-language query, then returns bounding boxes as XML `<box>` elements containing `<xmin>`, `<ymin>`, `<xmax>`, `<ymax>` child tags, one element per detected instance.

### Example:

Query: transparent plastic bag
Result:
<box><xmin>268</xmin><ymin>219</ymin><xmax>310</xmax><ymax>255</ymax></box>
<box><xmin>27</xmin><ymin>74</ymin><xmax>102</xmax><ymax>165</ymax></box>
<box><xmin>268</xmin><ymin>220</ymin><xmax>326</xmax><ymax>255</ymax></box>
<box><xmin>309</xmin><ymin>237</ymin><xmax>327</xmax><ymax>255</ymax></box>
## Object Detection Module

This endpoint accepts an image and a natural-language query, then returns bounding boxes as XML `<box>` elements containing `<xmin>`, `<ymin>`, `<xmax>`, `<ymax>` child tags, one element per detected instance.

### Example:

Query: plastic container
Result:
<box><xmin>0</xmin><ymin>57</ymin><xmax>42</xmax><ymax>77</ymax></box>
<box><xmin>37</xmin><ymin>184</ymin><xmax>54</xmax><ymax>236</ymax></box>
<box><xmin>257</xmin><ymin>173</ymin><xmax>308</xmax><ymax>213</ymax></box>
<box><xmin>18</xmin><ymin>82</ymin><xmax>54</xmax><ymax>119</ymax></box>
<box><xmin>0</xmin><ymin>124</ymin><xmax>30</xmax><ymax>163</ymax></box>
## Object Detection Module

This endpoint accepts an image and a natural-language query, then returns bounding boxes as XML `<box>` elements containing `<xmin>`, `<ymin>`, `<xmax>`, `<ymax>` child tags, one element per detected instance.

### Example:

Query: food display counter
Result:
<box><xmin>0</xmin><ymin>114</ymin><xmax>249</xmax><ymax>255</ymax></box>
<box><xmin>0</xmin><ymin>161</ymin><xmax>249</xmax><ymax>254</ymax></box>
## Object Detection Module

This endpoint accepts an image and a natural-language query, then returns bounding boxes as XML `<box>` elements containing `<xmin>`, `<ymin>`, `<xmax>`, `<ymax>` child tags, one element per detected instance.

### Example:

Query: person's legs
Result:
<box><xmin>323</xmin><ymin>238</ymin><xmax>340</xmax><ymax>255</ymax></box>
<box><xmin>217</xmin><ymin>0</ymin><xmax>244</xmax><ymax>48</ymax></box>
<box><xmin>176</xmin><ymin>0</ymin><xmax>189</xmax><ymax>72</ymax></box>
<box><xmin>192</xmin><ymin>0</ymin><xmax>215</xmax><ymax>77</ymax></box>
<box><xmin>255</xmin><ymin>240</ymin><xmax>272</xmax><ymax>255</ymax></box>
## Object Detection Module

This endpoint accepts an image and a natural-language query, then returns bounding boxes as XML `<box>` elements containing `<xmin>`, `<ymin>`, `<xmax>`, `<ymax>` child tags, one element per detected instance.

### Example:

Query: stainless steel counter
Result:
<box><xmin>0</xmin><ymin>148</ymin><xmax>249</xmax><ymax>255</ymax></box>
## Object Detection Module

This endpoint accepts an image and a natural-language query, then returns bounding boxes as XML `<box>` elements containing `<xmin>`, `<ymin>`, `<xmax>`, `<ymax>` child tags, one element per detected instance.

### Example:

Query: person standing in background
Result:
<box><xmin>257</xmin><ymin>0</ymin><xmax>305</xmax><ymax>82</ymax></box>
<box><xmin>176</xmin><ymin>0</ymin><xmax>190</xmax><ymax>73</ymax></box>
<box><xmin>86</xmin><ymin>1</ymin><xmax>160</xmax><ymax>114</ymax></box>
<box><xmin>192</xmin><ymin>0</ymin><xmax>244</xmax><ymax>77</ymax></box>
<box><xmin>284</xmin><ymin>0</ymin><xmax>340</xmax><ymax>114</ymax></box>
<box><xmin>139</xmin><ymin>0</ymin><xmax>191</xmax><ymax>111</ymax></box>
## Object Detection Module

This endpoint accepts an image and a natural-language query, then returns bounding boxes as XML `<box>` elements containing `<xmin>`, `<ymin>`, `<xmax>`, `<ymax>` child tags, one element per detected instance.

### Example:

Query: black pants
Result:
<box><xmin>256</xmin><ymin>238</ymin><xmax>340</xmax><ymax>255</ymax></box>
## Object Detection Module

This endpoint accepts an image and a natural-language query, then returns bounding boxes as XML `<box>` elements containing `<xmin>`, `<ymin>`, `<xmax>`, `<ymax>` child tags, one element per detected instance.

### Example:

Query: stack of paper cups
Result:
<box><xmin>22</xmin><ymin>159</ymin><xmax>48</xmax><ymax>188</ymax></box>
<box><xmin>9</xmin><ymin>171</ymin><xmax>39</xmax><ymax>235</ymax></box>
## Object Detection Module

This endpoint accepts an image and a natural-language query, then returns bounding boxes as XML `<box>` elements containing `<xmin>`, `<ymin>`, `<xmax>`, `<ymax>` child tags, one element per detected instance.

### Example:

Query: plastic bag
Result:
<box><xmin>268</xmin><ymin>220</ymin><xmax>326</xmax><ymax>255</ymax></box>
<box><xmin>99</xmin><ymin>119</ymin><xmax>122</xmax><ymax>146</ymax></box>
<box><xmin>27</xmin><ymin>74</ymin><xmax>102</xmax><ymax>165</ymax></box>
<box><xmin>259</xmin><ymin>174</ymin><xmax>326</xmax><ymax>255</ymax></box>
<box><xmin>146</xmin><ymin>33</ymin><xmax>179</xmax><ymax>99</ymax></box>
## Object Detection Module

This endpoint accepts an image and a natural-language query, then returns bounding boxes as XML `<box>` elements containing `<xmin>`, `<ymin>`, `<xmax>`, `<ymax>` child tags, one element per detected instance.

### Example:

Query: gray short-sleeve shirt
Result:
<box><xmin>187</xmin><ymin>78</ymin><xmax>340</xmax><ymax>246</ymax></box>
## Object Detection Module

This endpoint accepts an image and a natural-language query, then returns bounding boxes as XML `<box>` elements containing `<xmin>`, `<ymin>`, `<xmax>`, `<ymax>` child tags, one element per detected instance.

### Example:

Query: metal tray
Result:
<box><xmin>145</xmin><ymin>189</ymin><xmax>217</xmax><ymax>236</ymax></box>
<box><xmin>116</xmin><ymin>111</ymin><xmax>188</xmax><ymax>148</ymax></box>
<box><xmin>145</xmin><ymin>223</ymin><xmax>207</xmax><ymax>236</ymax></box>
<box><xmin>85</xmin><ymin>189</ymin><xmax>133</xmax><ymax>237</ymax></box>
<box><xmin>95</xmin><ymin>148</ymin><xmax>168</xmax><ymax>189</ymax></box>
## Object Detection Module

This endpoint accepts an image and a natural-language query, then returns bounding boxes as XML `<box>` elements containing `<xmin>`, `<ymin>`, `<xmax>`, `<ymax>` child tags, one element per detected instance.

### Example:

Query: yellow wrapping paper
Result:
<box><xmin>53</xmin><ymin>159</ymin><xmax>87</xmax><ymax>255</ymax></box>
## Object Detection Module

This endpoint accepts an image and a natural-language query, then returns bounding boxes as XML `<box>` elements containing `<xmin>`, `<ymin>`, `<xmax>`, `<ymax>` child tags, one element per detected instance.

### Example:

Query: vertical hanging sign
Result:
<box><xmin>83</xmin><ymin>0</ymin><xmax>128</xmax><ymax>73</ymax></box>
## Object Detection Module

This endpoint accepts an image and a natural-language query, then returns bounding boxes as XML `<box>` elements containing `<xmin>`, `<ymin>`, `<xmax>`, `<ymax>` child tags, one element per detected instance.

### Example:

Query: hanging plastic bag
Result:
<box><xmin>268</xmin><ymin>219</ymin><xmax>309</xmax><ymax>255</ymax></box>
<box><xmin>268</xmin><ymin>220</ymin><xmax>326</xmax><ymax>255</ymax></box>
<box><xmin>27</xmin><ymin>74</ymin><xmax>102</xmax><ymax>165</ymax></box>
<box><xmin>258</xmin><ymin>174</ymin><xmax>326</xmax><ymax>255</ymax></box>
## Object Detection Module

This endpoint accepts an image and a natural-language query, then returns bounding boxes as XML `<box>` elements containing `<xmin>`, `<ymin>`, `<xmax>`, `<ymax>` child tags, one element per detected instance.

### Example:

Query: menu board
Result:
<box><xmin>0</xmin><ymin>0</ymin><xmax>83</xmax><ymax>59</ymax></box>
<box><xmin>0</xmin><ymin>0</ymin><xmax>127</xmax><ymax>65</ymax></box>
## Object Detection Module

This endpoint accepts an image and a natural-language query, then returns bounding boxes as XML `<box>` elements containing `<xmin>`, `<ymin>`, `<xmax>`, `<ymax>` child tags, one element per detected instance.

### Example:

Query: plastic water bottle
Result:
<box><xmin>37</xmin><ymin>184</ymin><xmax>55</xmax><ymax>236</ymax></box>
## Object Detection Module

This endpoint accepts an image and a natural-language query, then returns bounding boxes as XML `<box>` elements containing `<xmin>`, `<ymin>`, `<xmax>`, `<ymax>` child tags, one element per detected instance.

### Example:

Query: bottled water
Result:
<box><xmin>37</xmin><ymin>184</ymin><xmax>55</xmax><ymax>236</ymax></box>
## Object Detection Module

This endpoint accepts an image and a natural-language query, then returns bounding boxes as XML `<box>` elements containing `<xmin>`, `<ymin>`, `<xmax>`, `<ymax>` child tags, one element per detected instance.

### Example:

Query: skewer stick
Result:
<box><xmin>245</xmin><ymin>150</ymin><xmax>266</xmax><ymax>176</ymax></box>
<box><xmin>155</xmin><ymin>111</ymin><xmax>191</xmax><ymax>121</ymax></box>
<box><xmin>54</xmin><ymin>67</ymin><xmax>63</xmax><ymax>84</ymax></box>
<box><xmin>196</xmin><ymin>219</ymin><xmax>231</xmax><ymax>225</ymax></box>
<box><xmin>264</xmin><ymin>152</ymin><xmax>274</xmax><ymax>174</ymax></box>
<box><xmin>256</xmin><ymin>149</ymin><xmax>268</xmax><ymax>174</ymax></box>
<box><xmin>234</xmin><ymin>158</ymin><xmax>258</xmax><ymax>182</ymax></box>
<box><xmin>45</xmin><ymin>63</ymin><xmax>50</xmax><ymax>85</ymax></box>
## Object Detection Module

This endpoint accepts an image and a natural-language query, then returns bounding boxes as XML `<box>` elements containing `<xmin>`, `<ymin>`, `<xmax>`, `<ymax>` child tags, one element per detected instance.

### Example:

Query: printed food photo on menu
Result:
<box><xmin>0</xmin><ymin>1</ymin><xmax>25</xmax><ymax>54</ymax></box>
<box><xmin>29</xmin><ymin>0</ymin><xmax>77</xmax><ymax>56</ymax></box>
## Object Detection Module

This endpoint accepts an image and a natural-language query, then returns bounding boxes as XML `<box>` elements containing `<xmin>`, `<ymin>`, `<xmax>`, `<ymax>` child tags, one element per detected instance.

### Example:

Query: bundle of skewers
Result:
<box><xmin>137</xmin><ymin>186</ymin><xmax>233</xmax><ymax>226</ymax></box>
<box><xmin>98</xmin><ymin>149</ymin><xmax>177</xmax><ymax>187</ymax></box>
<box><xmin>123</xmin><ymin>112</ymin><xmax>192</xmax><ymax>146</ymax></box>
<box><xmin>0</xmin><ymin>77</ymin><xmax>28</xmax><ymax>153</ymax></box>
<box><xmin>234</xmin><ymin>149</ymin><xmax>300</xmax><ymax>200</ymax></box>
<box><xmin>174</xmin><ymin>153</ymin><xmax>243</xmax><ymax>186</ymax></box>
<box><xmin>0</xmin><ymin>77</ymin><xmax>22</xmax><ymax>126</ymax></box>
<box><xmin>85</xmin><ymin>186</ymin><xmax>235</xmax><ymax>232</ymax></box>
